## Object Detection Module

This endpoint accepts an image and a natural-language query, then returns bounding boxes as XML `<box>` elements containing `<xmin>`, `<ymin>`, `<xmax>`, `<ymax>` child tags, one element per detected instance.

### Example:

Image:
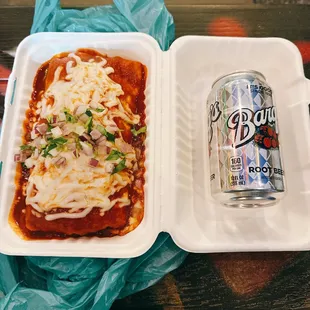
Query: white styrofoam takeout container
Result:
<box><xmin>0</xmin><ymin>32</ymin><xmax>309</xmax><ymax>258</ymax></box>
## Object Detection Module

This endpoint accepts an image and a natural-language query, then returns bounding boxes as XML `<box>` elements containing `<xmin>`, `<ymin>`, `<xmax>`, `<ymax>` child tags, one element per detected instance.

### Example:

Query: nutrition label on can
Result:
<box><xmin>230</xmin><ymin>156</ymin><xmax>242</xmax><ymax>172</ymax></box>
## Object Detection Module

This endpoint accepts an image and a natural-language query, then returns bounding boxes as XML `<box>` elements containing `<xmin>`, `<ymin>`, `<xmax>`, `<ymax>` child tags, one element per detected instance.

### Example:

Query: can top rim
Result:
<box><xmin>212</xmin><ymin>70</ymin><xmax>266</xmax><ymax>88</ymax></box>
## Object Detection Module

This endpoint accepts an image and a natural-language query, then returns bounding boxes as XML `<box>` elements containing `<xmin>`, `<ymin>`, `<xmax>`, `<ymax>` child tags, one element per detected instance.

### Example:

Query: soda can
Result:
<box><xmin>207</xmin><ymin>70</ymin><xmax>285</xmax><ymax>207</ymax></box>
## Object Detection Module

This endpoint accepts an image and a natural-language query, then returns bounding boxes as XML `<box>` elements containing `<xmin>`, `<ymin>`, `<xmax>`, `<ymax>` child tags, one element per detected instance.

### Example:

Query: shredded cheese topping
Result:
<box><xmin>23</xmin><ymin>52</ymin><xmax>142</xmax><ymax>221</ymax></box>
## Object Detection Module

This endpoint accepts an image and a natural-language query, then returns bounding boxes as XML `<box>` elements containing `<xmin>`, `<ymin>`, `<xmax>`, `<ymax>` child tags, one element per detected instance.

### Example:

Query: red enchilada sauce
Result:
<box><xmin>10</xmin><ymin>49</ymin><xmax>147</xmax><ymax>239</ymax></box>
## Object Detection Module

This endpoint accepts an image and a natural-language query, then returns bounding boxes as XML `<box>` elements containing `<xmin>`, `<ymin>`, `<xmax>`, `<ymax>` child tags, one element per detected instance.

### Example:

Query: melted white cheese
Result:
<box><xmin>39</xmin><ymin>53</ymin><xmax>139</xmax><ymax>126</ymax></box>
<box><xmin>26</xmin><ymin>52</ymin><xmax>139</xmax><ymax>220</ymax></box>
<box><xmin>26</xmin><ymin>152</ymin><xmax>131</xmax><ymax>212</ymax></box>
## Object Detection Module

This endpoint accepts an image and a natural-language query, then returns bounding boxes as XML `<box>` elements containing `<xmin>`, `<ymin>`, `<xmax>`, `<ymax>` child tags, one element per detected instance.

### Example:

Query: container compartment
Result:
<box><xmin>168</xmin><ymin>36</ymin><xmax>310</xmax><ymax>252</ymax></box>
<box><xmin>0</xmin><ymin>33</ymin><xmax>162</xmax><ymax>258</ymax></box>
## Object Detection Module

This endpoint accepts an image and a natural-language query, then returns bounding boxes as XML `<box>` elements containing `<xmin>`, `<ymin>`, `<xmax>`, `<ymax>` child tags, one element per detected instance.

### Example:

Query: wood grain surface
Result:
<box><xmin>113</xmin><ymin>252</ymin><xmax>310</xmax><ymax>309</ymax></box>
<box><xmin>1</xmin><ymin>3</ymin><xmax>310</xmax><ymax>309</ymax></box>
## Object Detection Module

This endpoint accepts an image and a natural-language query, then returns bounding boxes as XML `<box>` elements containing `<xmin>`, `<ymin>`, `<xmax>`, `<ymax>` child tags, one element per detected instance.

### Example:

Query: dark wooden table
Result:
<box><xmin>1</xmin><ymin>3</ymin><xmax>310</xmax><ymax>309</ymax></box>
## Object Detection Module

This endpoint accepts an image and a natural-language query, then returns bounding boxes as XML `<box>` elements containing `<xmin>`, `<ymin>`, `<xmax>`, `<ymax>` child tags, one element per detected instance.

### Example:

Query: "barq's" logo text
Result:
<box><xmin>227</xmin><ymin>106</ymin><xmax>276</xmax><ymax>148</ymax></box>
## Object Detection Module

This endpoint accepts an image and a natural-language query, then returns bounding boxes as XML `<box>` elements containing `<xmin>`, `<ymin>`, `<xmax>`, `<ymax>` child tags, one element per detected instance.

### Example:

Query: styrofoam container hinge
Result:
<box><xmin>159</xmin><ymin>51</ymin><xmax>173</xmax><ymax>232</ymax></box>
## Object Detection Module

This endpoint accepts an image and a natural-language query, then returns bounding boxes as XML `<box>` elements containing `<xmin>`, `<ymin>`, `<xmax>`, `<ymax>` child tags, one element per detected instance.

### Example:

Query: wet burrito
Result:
<box><xmin>10</xmin><ymin>49</ymin><xmax>147</xmax><ymax>239</ymax></box>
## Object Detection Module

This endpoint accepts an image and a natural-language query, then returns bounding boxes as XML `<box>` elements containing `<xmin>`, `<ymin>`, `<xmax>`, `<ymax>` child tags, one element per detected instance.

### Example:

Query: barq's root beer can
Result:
<box><xmin>207</xmin><ymin>70</ymin><xmax>285</xmax><ymax>208</ymax></box>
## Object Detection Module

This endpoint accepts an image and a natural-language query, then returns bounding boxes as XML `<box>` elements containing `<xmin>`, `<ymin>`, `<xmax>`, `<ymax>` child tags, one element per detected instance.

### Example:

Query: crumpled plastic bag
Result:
<box><xmin>0</xmin><ymin>233</ymin><xmax>187</xmax><ymax>309</ymax></box>
<box><xmin>0</xmin><ymin>0</ymin><xmax>187</xmax><ymax>309</ymax></box>
<box><xmin>30</xmin><ymin>0</ymin><xmax>175</xmax><ymax>51</ymax></box>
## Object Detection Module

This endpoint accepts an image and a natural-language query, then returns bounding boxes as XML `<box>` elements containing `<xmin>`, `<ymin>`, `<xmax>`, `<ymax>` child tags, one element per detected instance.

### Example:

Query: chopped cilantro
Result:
<box><xmin>20</xmin><ymin>145</ymin><xmax>35</xmax><ymax>151</ymax></box>
<box><xmin>42</xmin><ymin>143</ymin><xmax>57</xmax><ymax>157</ymax></box>
<box><xmin>85</xmin><ymin>109</ymin><xmax>93</xmax><ymax>117</ymax></box>
<box><xmin>47</xmin><ymin>124</ymin><xmax>53</xmax><ymax>132</ymax></box>
<box><xmin>64</xmin><ymin>111</ymin><xmax>77</xmax><ymax>123</ymax></box>
<box><xmin>21</xmin><ymin>163</ymin><xmax>28</xmax><ymax>169</ymax></box>
<box><xmin>105</xmin><ymin>131</ymin><xmax>115</xmax><ymax>142</ymax></box>
<box><xmin>51</xmin><ymin>137</ymin><xmax>67</xmax><ymax>145</ymax></box>
<box><xmin>42</xmin><ymin>137</ymin><xmax>67</xmax><ymax>157</ymax></box>
<box><xmin>131</xmin><ymin>126</ymin><xmax>147</xmax><ymax>136</ymax></box>
<box><xmin>97</xmin><ymin>125</ymin><xmax>115</xmax><ymax>142</ymax></box>
<box><xmin>106</xmin><ymin>149</ymin><xmax>125</xmax><ymax>161</ymax></box>
<box><xmin>46</xmin><ymin>115</ymin><xmax>52</xmax><ymax>123</ymax></box>
<box><xmin>112</xmin><ymin>158</ymin><xmax>126</xmax><ymax>174</ymax></box>
<box><xmin>96</xmin><ymin>125</ymin><xmax>106</xmax><ymax>135</ymax></box>
<box><xmin>85</xmin><ymin>117</ymin><xmax>93</xmax><ymax>134</ymax></box>
<box><xmin>75</xmin><ymin>136</ymin><xmax>82</xmax><ymax>150</ymax></box>
<box><xmin>95</xmin><ymin>108</ymin><xmax>105</xmax><ymax>112</ymax></box>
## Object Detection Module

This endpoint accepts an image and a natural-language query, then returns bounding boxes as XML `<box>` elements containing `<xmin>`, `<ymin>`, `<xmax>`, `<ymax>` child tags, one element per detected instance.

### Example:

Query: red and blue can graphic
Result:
<box><xmin>207</xmin><ymin>70</ymin><xmax>285</xmax><ymax>207</ymax></box>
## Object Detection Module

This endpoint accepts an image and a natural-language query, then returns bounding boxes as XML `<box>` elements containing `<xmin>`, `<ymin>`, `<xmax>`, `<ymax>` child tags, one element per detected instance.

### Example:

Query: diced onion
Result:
<box><xmin>115</xmin><ymin>138</ymin><xmax>133</xmax><ymax>153</ymax></box>
<box><xmin>51</xmin><ymin>121</ymin><xmax>65</xmax><ymax>128</ymax></box>
<box><xmin>98</xmin><ymin>145</ymin><xmax>108</xmax><ymax>155</ymax></box>
<box><xmin>79</xmin><ymin>114</ymin><xmax>89</xmax><ymax>123</ymax></box>
<box><xmin>51</xmin><ymin>126</ymin><xmax>62</xmax><ymax>138</ymax></box>
<box><xmin>96</xmin><ymin>136</ymin><xmax>107</xmax><ymax>145</ymax></box>
<box><xmin>14</xmin><ymin>154</ymin><xmax>20</xmax><ymax>162</ymax></box>
<box><xmin>59</xmin><ymin>112</ymin><xmax>66</xmax><ymax>121</ymax></box>
<box><xmin>67</xmin><ymin>143</ymin><xmax>76</xmax><ymax>151</ymax></box>
<box><xmin>80</xmin><ymin>141</ymin><xmax>93</xmax><ymax>156</ymax></box>
<box><xmin>79</xmin><ymin>133</ymin><xmax>94</xmax><ymax>144</ymax></box>
<box><xmin>35</xmin><ymin>123</ymin><xmax>48</xmax><ymax>135</ymax></box>
<box><xmin>74</xmin><ymin>125</ymin><xmax>85</xmax><ymax>136</ymax></box>
<box><xmin>89</xmin><ymin>158</ymin><xmax>99</xmax><ymax>167</ymax></box>
<box><xmin>74</xmin><ymin>105</ymin><xmax>88</xmax><ymax>116</ymax></box>
<box><xmin>90</xmin><ymin>129</ymin><xmax>102</xmax><ymax>140</ymax></box>
<box><xmin>51</xmin><ymin>115</ymin><xmax>58</xmax><ymax>123</ymax></box>
<box><xmin>104</xmin><ymin>162</ymin><xmax>114</xmax><ymax>173</ymax></box>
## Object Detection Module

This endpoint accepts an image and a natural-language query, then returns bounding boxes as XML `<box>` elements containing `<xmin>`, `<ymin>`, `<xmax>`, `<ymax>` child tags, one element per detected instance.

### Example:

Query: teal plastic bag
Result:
<box><xmin>30</xmin><ymin>0</ymin><xmax>175</xmax><ymax>51</ymax></box>
<box><xmin>0</xmin><ymin>234</ymin><xmax>187</xmax><ymax>309</ymax></box>
<box><xmin>0</xmin><ymin>0</ymin><xmax>187</xmax><ymax>309</ymax></box>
